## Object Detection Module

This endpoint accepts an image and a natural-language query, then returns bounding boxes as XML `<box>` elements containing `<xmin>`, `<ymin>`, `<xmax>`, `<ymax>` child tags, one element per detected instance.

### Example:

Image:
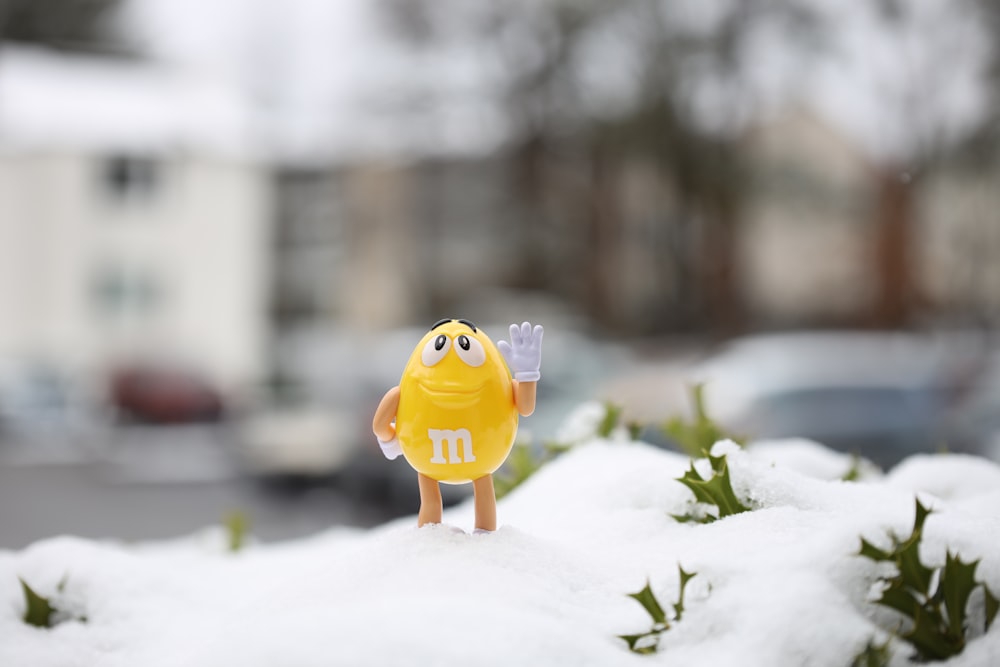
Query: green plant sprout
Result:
<box><xmin>20</xmin><ymin>578</ymin><xmax>56</xmax><ymax>628</ymax></box>
<box><xmin>662</xmin><ymin>384</ymin><xmax>743</xmax><ymax>458</ymax></box>
<box><xmin>841</xmin><ymin>454</ymin><xmax>864</xmax><ymax>482</ymax></box>
<box><xmin>850</xmin><ymin>637</ymin><xmax>893</xmax><ymax>667</ymax></box>
<box><xmin>620</xmin><ymin>566</ymin><xmax>698</xmax><ymax>654</ymax></box>
<box><xmin>596</xmin><ymin>401</ymin><xmax>642</xmax><ymax>439</ymax></box>
<box><xmin>673</xmin><ymin>451</ymin><xmax>750</xmax><ymax>523</ymax></box>
<box><xmin>858</xmin><ymin>498</ymin><xmax>999</xmax><ymax>662</ymax></box>
<box><xmin>19</xmin><ymin>576</ymin><xmax>86</xmax><ymax>628</ymax></box>
<box><xmin>494</xmin><ymin>439</ymin><xmax>569</xmax><ymax>499</ymax></box>
<box><xmin>495</xmin><ymin>402</ymin><xmax>639</xmax><ymax>499</ymax></box>
<box><xmin>225</xmin><ymin>511</ymin><xmax>250</xmax><ymax>553</ymax></box>
<box><xmin>597</xmin><ymin>402</ymin><xmax>623</xmax><ymax>438</ymax></box>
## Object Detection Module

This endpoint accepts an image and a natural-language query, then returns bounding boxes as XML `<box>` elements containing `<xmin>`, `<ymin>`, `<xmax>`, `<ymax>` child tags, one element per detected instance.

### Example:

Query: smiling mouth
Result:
<box><xmin>418</xmin><ymin>380</ymin><xmax>485</xmax><ymax>397</ymax></box>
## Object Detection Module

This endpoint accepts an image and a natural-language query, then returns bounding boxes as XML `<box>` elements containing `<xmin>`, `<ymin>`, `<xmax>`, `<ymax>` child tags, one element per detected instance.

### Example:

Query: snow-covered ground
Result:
<box><xmin>3</xmin><ymin>434</ymin><xmax>1000</xmax><ymax>666</ymax></box>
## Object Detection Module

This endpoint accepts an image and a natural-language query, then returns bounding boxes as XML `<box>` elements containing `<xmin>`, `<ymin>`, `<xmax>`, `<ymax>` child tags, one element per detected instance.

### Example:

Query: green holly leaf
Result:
<box><xmin>620</xmin><ymin>568</ymin><xmax>699</xmax><ymax>655</ymax></box>
<box><xmin>626</xmin><ymin>421</ymin><xmax>643</xmax><ymax>441</ymax></box>
<box><xmin>858</xmin><ymin>496</ymin><xmax>996</xmax><ymax>663</ymax></box>
<box><xmin>618</xmin><ymin>633</ymin><xmax>658</xmax><ymax>654</ymax></box>
<box><xmin>912</xmin><ymin>498</ymin><xmax>932</xmax><ymax>536</ymax></box>
<box><xmin>627</xmin><ymin>580</ymin><xmax>667</xmax><ymax>626</ymax></box>
<box><xmin>850</xmin><ymin>638</ymin><xmax>892</xmax><ymax>667</ymax></box>
<box><xmin>903</xmin><ymin>605</ymin><xmax>963</xmax><ymax>662</ymax></box>
<box><xmin>940</xmin><ymin>552</ymin><xmax>979</xmax><ymax>637</ymax></box>
<box><xmin>618</xmin><ymin>633</ymin><xmax>645</xmax><ymax>651</ymax></box>
<box><xmin>859</xmin><ymin>538</ymin><xmax>893</xmax><ymax>562</ymax></box>
<box><xmin>20</xmin><ymin>578</ymin><xmax>56</xmax><ymax>628</ymax></box>
<box><xmin>662</xmin><ymin>384</ymin><xmax>743</xmax><ymax>458</ymax></box>
<box><xmin>676</xmin><ymin>462</ymin><xmax>713</xmax><ymax>505</ymax></box>
<box><xmin>896</xmin><ymin>536</ymin><xmax>934</xmax><ymax>596</ymax></box>
<box><xmin>670</xmin><ymin>511</ymin><xmax>716</xmax><ymax>524</ymax></box>
<box><xmin>663</xmin><ymin>416</ymin><xmax>698</xmax><ymax>457</ymax></box>
<box><xmin>841</xmin><ymin>454</ymin><xmax>863</xmax><ymax>482</ymax></box>
<box><xmin>707</xmin><ymin>458</ymin><xmax>748</xmax><ymax>518</ymax></box>
<box><xmin>894</xmin><ymin>500</ymin><xmax>935</xmax><ymax>595</ymax></box>
<box><xmin>982</xmin><ymin>584</ymin><xmax>1000</xmax><ymax>632</ymax></box>
<box><xmin>672</xmin><ymin>566</ymin><xmax>696</xmax><ymax>621</ymax></box>
<box><xmin>876</xmin><ymin>579</ymin><xmax>922</xmax><ymax>620</ymax></box>
<box><xmin>707</xmin><ymin>452</ymin><xmax>728</xmax><ymax>474</ymax></box>
<box><xmin>984</xmin><ymin>584</ymin><xmax>999</xmax><ymax>632</ymax></box>
<box><xmin>676</xmin><ymin>457</ymin><xmax>748</xmax><ymax>519</ymax></box>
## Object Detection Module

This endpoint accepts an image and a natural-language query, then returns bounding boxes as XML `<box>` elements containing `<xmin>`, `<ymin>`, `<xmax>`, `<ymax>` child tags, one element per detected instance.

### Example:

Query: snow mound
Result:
<box><xmin>3</xmin><ymin>440</ymin><xmax>999</xmax><ymax>666</ymax></box>
<box><xmin>747</xmin><ymin>437</ymin><xmax>883</xmax><ymax>482</ymax></box>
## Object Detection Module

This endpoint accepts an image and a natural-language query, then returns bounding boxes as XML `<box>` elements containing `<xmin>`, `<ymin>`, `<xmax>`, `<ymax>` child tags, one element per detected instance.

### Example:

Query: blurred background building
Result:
<box><xmin>2</xmin><ymin>0</ymin><xmax>1000</xmax><ymax>546</ymax></box>
<box><xmin>4</xmin><ymin>0</ymin><xmax>1000</xmax><ymax>367</ymax></box>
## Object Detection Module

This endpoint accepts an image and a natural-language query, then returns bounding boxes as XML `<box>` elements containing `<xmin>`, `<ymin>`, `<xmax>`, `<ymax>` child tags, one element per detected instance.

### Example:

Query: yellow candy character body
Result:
<box><xmin>396</xmin><ymin>321</ymin><xmax>516</xmax><ymax>483</ymax></box>
<box><xmin>373</xmin><ymin>319</ymin><xmax>543</xmax><ymax>532</ymax></box>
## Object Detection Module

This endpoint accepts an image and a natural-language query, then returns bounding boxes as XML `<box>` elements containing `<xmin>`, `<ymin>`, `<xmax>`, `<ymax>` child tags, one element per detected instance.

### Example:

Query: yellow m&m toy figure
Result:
<box><xmin>372</xmin><ymin>319</ymin><xmax>543</xmax><ymax>532</ymax></box>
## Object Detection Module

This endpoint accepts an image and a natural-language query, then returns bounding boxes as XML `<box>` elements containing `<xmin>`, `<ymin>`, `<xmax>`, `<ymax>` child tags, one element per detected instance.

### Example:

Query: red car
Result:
<box><xmin>109</xmin><ymin>366</ymin><xmax>225</xmax><ymax>424</ymax></box>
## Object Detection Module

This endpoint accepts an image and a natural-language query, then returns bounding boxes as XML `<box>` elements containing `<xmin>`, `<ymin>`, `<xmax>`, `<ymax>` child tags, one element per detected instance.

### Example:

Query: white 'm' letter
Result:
<box><xmin>428</xmin><ymin>428</ymin><xmax>475</xmax><ymax>464</ymax></box>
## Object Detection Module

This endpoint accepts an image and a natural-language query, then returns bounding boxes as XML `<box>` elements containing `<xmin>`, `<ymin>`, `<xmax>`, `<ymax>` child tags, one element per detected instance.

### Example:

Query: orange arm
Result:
<box><xmin>372</xmin><ymin>386</ymin><xmax>400</xmax><ymax>441</ymax></box>
<box><xmin>512</xmin><ymin>379</ymin><xmax>536</xmax><ymax>417</ymax></box>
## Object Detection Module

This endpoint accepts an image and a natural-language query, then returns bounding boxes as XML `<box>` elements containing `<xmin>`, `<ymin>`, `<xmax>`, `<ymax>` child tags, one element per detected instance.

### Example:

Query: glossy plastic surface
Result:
<box><xmin>396</xmin><ymin>321</ymin><xmax>517</xmax><ymax>484</ymax></box>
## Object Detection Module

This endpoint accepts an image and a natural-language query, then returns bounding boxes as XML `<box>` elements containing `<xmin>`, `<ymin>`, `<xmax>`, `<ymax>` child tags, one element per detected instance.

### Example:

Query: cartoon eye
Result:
<box><xmin>454</xmin><ymin>334</ymin><xmax>485</xmax><ymax>367</ymax></box>
<box><xmin>421</xmin><ymin>334</ymin><xmax>451</xmax><ymax>366</ymax></box>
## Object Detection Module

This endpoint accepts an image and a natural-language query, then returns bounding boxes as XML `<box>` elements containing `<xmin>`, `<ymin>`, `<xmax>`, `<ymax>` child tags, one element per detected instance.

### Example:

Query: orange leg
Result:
<box><xmin>472</xmin><ymin>474</ymin><xmax>497</xmax><ymax>532</ymax></box>
<box><xmin>417</xmin><ymin>473</ymin><xmax>443</xmax><ymax>527</ymax></box>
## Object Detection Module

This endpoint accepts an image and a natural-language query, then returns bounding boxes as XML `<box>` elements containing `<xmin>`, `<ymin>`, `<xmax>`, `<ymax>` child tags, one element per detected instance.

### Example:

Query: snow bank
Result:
<box><xmin>3</xmin><ymin>438</ymin><xmax>1000</xmax><ymax>666</ymax></box>
<box><xmin>0</xmin><ymin>46</ymin><xmax>259</xmax><ymax>158</ymax></box>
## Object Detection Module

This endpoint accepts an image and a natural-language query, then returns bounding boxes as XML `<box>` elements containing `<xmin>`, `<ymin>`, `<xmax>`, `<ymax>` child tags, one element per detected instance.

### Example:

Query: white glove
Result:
<box><xmin>378</xmin><ymin>435</ymin><xmax>402</xmax><ymax>460</ymax></box>
<box><xmin>497</xmin><ymin>321</ymin><xmax>544</xmax><ymax>382</ymax></box>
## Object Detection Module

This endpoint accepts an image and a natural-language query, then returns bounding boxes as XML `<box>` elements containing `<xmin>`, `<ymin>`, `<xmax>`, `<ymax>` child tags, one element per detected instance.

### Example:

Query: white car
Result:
<box><xmin>235</xmin><ymin>390</ymin><xmax>361</xmax><ymax>479</ymax></box>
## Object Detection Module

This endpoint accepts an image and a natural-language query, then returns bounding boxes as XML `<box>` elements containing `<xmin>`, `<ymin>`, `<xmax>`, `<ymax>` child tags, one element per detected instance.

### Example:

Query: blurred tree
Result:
<box><xmin>948</xmin><ymin>0</ymin><xmax>1000</xmax><ymax>329</ymax></box>
<box><xmin>380</xmin><ymin>0</ymin><xmax>993</xmax><ymax>333</ymax></box>
<box><xmin>861</xmin><ymin>0</ymin><xmax>997</xmax><ymax>328</ymax></box>
<box><xmin>578</xmin><ymin>0</ymin><xmax>771</xmax><ymax>333</ymax></box>
<box><xmin>785</xmin><ymin>0</ymin><xmax>992</xmax><ymax>329</ymax></box>
<box><xmin>0</xmin><ymin>0</ymin><xmax>126</xmax><ymax>54</ymax></box>
<box><xmin>865</xmin><ymin>1</ymin><xmax>923</xmax><ymax>329</ymax></box>
<box><xmin>379</xmin><ymin>0</ymin><xmax>787</xmax><ymax>334</ymax></box>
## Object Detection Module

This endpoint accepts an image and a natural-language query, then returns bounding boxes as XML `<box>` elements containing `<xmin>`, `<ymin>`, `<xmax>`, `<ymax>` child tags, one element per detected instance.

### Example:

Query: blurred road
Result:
<box><xmin>0</xmin><ymin>426</ymin><xmax>402</xmax><ymax>551</ymax></box>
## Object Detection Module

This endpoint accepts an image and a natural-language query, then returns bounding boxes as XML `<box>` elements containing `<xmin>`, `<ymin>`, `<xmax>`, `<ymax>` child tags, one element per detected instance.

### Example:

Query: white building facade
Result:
<box><xmin>0</xmin><ymin>48</ymin><xmax>273</xmax><ymax>395</ymax></box>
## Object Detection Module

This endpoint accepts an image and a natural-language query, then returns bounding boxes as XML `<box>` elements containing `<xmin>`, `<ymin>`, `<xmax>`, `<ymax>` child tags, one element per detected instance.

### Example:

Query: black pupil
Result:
<box><xmin>458</xmin><ymin>335</ymin><xmax>470</xmax><ymax>350</ymax></box>
<box><xmin>434</xmin><ymin>335</ymin><xmax>447</xmax><ymax>351</ymax></box>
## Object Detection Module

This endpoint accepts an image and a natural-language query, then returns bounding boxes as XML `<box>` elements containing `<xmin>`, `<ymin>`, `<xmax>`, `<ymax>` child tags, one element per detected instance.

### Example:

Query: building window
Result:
<box><xmin>91</xmin><ymin>265</ymin><xmax>162</xmax><ymax>318</ymax></box>
<box><xmin>101</xmin><ymin>155</ymin><xmax>160</xmax><ymax>202</ymax></box>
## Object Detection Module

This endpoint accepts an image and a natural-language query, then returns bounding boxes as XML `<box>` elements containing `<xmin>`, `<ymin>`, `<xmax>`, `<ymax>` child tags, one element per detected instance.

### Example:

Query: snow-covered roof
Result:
<box><xmin>0</xmin><ymin>46</ymin><xmax>261</xmax><ymax>159</ymax></box>
<box><xmin>117</xmin><ymin>0</ymin><xmax>509</xmax><ymax>166</ymax></box>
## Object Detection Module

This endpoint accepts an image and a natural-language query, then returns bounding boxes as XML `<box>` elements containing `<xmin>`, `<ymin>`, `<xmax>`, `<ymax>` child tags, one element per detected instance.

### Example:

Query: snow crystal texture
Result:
<box><xmin>3</xmin><ymin>438</ymin><xmax>1000</xmax><ymax>666</ymax></box>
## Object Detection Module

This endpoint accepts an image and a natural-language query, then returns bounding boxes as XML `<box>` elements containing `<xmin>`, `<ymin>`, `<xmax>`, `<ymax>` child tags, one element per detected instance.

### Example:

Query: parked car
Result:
<box><xmin>613</xmin><ymin>331</ymin><xmax>980</xmax><ymax>468</ymax></box>
<box><xmin>945</xmin><ymin>347</ymin><xmax>1000</xmax><ymax>460</ymax></box>
<box><xmin>109</xmin><ymin>365</ymin><xmax>225</xmax><ymax>424</ymax></box>
<box><xmin>233</xmin><ymin>382</ymin><xmax>362</xmax><ymax>480</ymax></box>
<box><xmin>0</xmin><ymin>361</ymin><xmax>94</xmax><ymax>446</ymax></box>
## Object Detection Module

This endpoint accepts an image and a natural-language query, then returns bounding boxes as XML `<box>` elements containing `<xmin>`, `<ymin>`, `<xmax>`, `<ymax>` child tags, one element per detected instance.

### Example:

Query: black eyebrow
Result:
<box><xmin>457</xmin><ymin>319</ymin><xmax>477</xmax><ymax>332</ymax></box>
<box><xmin>430</xmin><ymin>318</ymin><xmax>452</xmax><ymax>331</ymax></box>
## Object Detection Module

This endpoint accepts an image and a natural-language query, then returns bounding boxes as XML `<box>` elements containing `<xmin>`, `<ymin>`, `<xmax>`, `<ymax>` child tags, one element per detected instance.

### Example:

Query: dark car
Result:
<box><xmin>613</xmin><ymin>332</ymin><xmax>981</xmax><ymax>468</ymax></box>
<box><xmin>693</xmin><ymin>332</ymin><xmax>977</xmax><ymax>467</ymax></box>
<box><xmin>735</xmin><ymin>385</ymin><xmax>949</xmax><ymax>468</ymax></box>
